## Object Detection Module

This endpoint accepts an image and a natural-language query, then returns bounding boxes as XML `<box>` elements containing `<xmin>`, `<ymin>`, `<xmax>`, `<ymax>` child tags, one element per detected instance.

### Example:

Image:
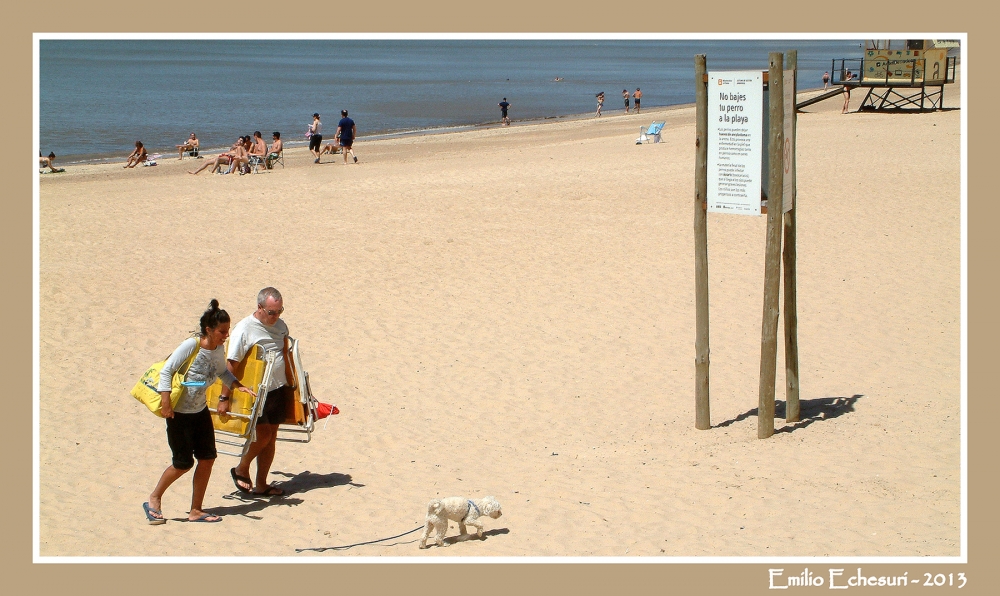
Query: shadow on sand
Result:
<box><xmin>714</xmin><ymin>394</ymin><xmax>864</xmax><ymax>432</ymax></box>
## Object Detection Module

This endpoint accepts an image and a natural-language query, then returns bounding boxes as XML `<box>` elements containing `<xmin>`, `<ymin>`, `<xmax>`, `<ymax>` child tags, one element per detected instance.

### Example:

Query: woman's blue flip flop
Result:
<box><xmin>143</xmin><ymin>502</ymin><xmax>166</xmax><ymax>525</ymax></box>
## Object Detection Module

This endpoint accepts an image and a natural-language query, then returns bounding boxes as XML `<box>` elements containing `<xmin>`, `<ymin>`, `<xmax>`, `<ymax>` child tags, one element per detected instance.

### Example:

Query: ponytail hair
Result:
<box><xmin>199</xmin><ymin>299</ymin><xmax>231</xmax><ymax>336</ymax></box>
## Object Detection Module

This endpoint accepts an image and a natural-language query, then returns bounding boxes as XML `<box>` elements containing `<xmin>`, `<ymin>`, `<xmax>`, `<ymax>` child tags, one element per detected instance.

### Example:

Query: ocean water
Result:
<box><xmin>39</xmin><ymin>38</ymin><xmax>865</xmax><ymax>163</ymax></box>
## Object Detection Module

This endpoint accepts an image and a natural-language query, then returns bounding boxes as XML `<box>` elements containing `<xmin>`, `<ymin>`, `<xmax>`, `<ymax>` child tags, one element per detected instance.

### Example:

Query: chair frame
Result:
<box><xmin>209</xmin><ymin>337</ymin><xmax>319</xmax><ymax>458</ymax></box>
<box><xmin>637</xmin><ymin>121</ymin><xmax>666</xmax><ymax>144</ymax></box>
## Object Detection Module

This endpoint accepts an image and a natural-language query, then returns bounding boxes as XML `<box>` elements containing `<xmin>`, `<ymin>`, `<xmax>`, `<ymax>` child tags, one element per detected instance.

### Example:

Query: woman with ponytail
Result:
<box><xmin>143</xmin><ymin>300</ymin><xmax>256</xmax><ymax>525</ymax></box>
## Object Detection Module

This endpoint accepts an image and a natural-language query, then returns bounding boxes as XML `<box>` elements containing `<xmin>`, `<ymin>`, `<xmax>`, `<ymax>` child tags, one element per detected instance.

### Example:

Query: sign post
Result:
<box><xmin>694</xmin><ymin>55</ymin><xmax>711</xmax><ymax>430</ymax></box>
<box><xmin>782</xmin><ymin>51</ymin><xmax>801</xmax><ymax>423</ymax></box>
<box><xmin>694</xmin><ymin>51</ymin><xmax>799</xmax><ymax>438</ymax></box>
<box><xmin>757</xmin><ymin>52</ymin><xmax>785</xmax><ymax>439</ymax></box>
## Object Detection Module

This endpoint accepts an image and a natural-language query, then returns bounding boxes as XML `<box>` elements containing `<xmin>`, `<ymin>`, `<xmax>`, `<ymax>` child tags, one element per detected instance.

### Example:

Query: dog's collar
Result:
<box><xmin>464</xmin><ymin>499</ymin><xmax>481</xmax><ymax>521</ymax></box>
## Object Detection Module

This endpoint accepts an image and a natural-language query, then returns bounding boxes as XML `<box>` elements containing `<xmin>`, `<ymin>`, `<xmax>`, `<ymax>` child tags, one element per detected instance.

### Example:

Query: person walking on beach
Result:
<box><xmin>144</xmin><ymin>300</ymin><xmax>256</xmax><ymax>525</ymax></box>
<box><xmin>595</xmin><ymin>92</ymin><xmax>604</xmax><ymax>117</ymax></box>
<box><xmin>220</xmin><ymin>287</ymin><xmax>292</xmax><ymax>497</ymax></box>
<box><xmin>336</xmin><ymin>110</ymin><xmax>358</xmax><ymax>164</ymax></box>
<box><xmin>124</xmin><ymin>140</ymin><xmax>147</xmax><ymax>168</ymax></box>
<box><xmin>176</xmin><ymin>133</ymin><xmax>199</xmax><ymax>159</ymax></box>
<box><xmin>622</xmin><ymin>89</ymin><xmax>630</xmax><ymax>114</ymax></box>
<box><xmin>308</xmin><ymin>113</ymin><xmax>323</xmax><ymax>164</ymax></box>
<box><xmin>633</xmin><ymin>88</ymin><xmax>642</xmax><ymax>114</ymax></box>
<box><xmin>822</xmin><ymin>71</ymin><xmax>830</xmax><ymax>89</ymax></box>
<box><xmin>498</xmin><ymin>98</ymin><xmax>511</xmax><ymax>126</ymax></box>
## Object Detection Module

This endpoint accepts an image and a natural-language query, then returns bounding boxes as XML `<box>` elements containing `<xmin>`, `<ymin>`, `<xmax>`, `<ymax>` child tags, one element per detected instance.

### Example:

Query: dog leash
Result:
<box><xmin>295</xmin><ymin>525</ymin><xmax>424</xmax><ymax>553</ymax></box>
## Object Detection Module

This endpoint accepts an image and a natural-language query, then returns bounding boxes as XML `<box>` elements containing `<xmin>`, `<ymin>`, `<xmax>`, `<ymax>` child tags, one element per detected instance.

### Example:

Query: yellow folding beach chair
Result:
<box><xmin>205</xmin><ymin>337</ymin><xmax>320</xmax><ymax>457</ymax></box>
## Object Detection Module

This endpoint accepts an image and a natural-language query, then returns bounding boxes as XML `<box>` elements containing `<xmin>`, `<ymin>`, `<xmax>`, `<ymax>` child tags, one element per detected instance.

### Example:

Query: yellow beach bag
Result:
<box><xmin>131</xmin><ymin>343</ymin><xmax>199</xmax><ymax>417</ymax></box>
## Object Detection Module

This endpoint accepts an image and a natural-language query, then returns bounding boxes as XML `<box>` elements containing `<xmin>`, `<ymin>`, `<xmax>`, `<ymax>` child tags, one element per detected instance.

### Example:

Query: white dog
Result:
<box><xmin>419</xmin><ymin>495</ymin><xmax>503</xmax><ymax>549</ymax></box>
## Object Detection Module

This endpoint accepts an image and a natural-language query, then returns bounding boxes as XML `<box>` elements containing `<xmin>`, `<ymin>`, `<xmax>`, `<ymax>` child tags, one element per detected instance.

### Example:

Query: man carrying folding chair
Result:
<box><xmin>218</xmin><ymin>287</ymin><xmax>292</xmax><ymax>497</ymax></box>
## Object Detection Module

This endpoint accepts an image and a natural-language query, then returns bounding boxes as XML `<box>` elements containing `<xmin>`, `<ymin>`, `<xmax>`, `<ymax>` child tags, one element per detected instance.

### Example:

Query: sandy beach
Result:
<box><xmin>38</xmin><ymin>82</ymin><xmax>962</xmax><ymax>558</ymax></box>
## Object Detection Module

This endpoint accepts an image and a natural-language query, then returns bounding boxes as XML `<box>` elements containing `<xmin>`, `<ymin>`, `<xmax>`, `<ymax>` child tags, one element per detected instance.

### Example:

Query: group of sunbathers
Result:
<box><xmin>188</xmin><ymin>131</ymin><xmax>283</xmax><ymax>175</ymax></box>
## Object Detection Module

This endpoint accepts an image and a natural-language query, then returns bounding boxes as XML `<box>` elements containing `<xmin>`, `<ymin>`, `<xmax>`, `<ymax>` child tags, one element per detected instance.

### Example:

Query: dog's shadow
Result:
<box><xmin>440</xmin><ymin>527</ymin><xmax>510</xmax><ymax>546</ymax></box>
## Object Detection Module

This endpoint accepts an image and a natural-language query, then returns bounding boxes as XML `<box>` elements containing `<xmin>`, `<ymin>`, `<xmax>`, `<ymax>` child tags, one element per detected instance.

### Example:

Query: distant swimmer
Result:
<box><xmin>553</xmin><ymin>77</ymin><xmax>564</xmax><ymax>82</ymax></box>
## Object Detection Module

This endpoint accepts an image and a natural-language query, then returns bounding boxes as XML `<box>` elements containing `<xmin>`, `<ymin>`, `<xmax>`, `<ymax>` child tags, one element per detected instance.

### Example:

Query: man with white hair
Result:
<box><xmin>218</xmin><ymin>287</ymin><xmax>291</xmax><ymax>497</ymax></box>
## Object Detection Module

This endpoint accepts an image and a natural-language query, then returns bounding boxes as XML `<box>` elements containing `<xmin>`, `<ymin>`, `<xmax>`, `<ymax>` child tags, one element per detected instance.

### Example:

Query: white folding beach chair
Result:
<box><xmin>636</xmin><ymin>121</ymin><xmax>665</xmax><ymax>144</ymax></box>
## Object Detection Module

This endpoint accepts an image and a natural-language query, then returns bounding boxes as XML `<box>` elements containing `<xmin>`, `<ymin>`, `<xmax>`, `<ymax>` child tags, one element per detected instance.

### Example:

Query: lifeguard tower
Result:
<box><xmin>831</xmin><ymin>39</ymin><xmax>958</xmax><ymax>111</ymax></box>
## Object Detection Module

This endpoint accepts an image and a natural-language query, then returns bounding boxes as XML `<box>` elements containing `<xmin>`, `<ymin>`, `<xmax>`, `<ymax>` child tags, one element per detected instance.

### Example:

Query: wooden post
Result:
<box><xmin>783</xmin><ymin>50</ymin><xmax>801</xmax><ymax>423</ymax></box>
<box><xmin>758</xmin><ymin>52</ymin><xmax>784</xmax><ymax>439</ymax></box>
<box><xmin>694</xmin><ymin>54</ymin><xmax>711</xmax><ymax>430</ymax></box>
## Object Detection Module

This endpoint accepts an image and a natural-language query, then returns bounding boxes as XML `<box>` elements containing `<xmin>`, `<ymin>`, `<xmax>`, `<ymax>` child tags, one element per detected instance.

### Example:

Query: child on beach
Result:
<box><xmin>595</xmin><ymin>92</ymin><xmax>604</xmax><ymax>117</ymax></box>
<box><xmin>143</xmin><ymin>300</ymin><xmax>256</xmax><ymax>525</ymax></box>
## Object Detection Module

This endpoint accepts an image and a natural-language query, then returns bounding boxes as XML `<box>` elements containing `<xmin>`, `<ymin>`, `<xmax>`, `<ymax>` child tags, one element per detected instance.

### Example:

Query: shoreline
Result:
<box><xmin>42</xmin><ymin>86</ymin><xmax>834</xmax><ymax>167</ymax></box>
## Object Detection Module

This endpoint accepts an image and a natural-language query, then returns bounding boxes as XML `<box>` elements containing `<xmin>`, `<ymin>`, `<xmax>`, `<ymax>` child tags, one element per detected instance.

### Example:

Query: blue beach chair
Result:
<box><xmin>636</xmin><ymin>121</ymin><xmax>665</xmax><ymax>144</ymax></box>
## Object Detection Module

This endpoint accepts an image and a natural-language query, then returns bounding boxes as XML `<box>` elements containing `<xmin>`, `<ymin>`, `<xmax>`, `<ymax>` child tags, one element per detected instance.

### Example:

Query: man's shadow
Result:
<box><xmin>269</xmin><ymin>470</ymin><xmax>361</xmax><ymax>494</ymax></box>
<box><xmin>714</xmin><ymin>394</ymin><xmax>864</xmax><ymax>432</ymax></box>
<box><xmin>209</xmin><ymin>471</ymin><xmax>360</xmax><ymax>520</ymax></box>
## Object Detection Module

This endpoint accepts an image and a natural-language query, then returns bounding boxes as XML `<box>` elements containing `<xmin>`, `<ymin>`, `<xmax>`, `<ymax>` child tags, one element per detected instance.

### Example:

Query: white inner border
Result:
<box><xmin>33</xmin><ymin>31</ymin><xmax>968</xmax><ymax>565</ymax></box>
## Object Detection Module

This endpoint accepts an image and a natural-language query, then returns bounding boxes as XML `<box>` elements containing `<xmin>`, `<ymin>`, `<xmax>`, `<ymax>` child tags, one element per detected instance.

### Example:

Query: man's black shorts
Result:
<box><xmin>260</xmin><ymin>385</ymin><xmax>293</xmax><ymax>425</ymax></box>
<box><xmin>165</xmin><ymin>408</ymin><xmax>217</xmax><ymax>470</ymax></box>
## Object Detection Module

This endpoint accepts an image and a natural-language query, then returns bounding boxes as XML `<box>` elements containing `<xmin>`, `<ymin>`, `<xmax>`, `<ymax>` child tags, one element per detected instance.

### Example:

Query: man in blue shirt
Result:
<box><xmin>336</xmin><ymin>110</ymin><xmax>358</xmax><ymax>164</ymax></box>
<box><xmin>498</xmin><ymin>98</ymin><xmax>510</xmax><ymax>125</ymax></box>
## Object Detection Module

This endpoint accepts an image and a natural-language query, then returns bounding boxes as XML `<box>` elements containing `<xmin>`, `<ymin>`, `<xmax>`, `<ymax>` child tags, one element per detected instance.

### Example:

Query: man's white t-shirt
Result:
<box><xmin>227</xmin><ymin>314</ymin><xmax>289</xmax><ymax>393</ymax></box>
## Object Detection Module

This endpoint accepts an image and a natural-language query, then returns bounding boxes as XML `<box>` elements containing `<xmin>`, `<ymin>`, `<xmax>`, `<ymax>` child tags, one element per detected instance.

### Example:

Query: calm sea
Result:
<box><xmin>39</xmin><ymin>38</ymin><xmax>864</xmax><ymax>163</ymax></box>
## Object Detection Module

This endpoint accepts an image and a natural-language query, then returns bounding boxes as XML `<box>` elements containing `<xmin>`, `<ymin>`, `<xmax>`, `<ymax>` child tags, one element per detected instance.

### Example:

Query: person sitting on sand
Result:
<box><xmin>124</xmin><ymin>141</ymin><xmax>147</xmax><ymax>168</ymax></box>
<box><xmin>265</xmin><ymin>131</ymin><xmax>283</xmax><ymax>169</ymax></box>
<box><xmin>39</xmin><ymin>151</ymin><xmax>63</xmax><ymax>173</ymax></box>
<box><xmin>188</xmin><ymin>137</ymin><xmax>242</xmax><ymax>175</ymax></box>
<box><xmin>176</xmin><ymin>133</ymin><xmax>199</xmax><ymax>159</ymax></box>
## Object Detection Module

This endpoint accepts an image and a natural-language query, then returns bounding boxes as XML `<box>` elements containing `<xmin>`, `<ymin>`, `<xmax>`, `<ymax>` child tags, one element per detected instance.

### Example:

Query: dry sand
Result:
<box><xmin>38</xmin><ymin>83</ymin><xmax>962</xmax><ymax>557</ymax></box>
